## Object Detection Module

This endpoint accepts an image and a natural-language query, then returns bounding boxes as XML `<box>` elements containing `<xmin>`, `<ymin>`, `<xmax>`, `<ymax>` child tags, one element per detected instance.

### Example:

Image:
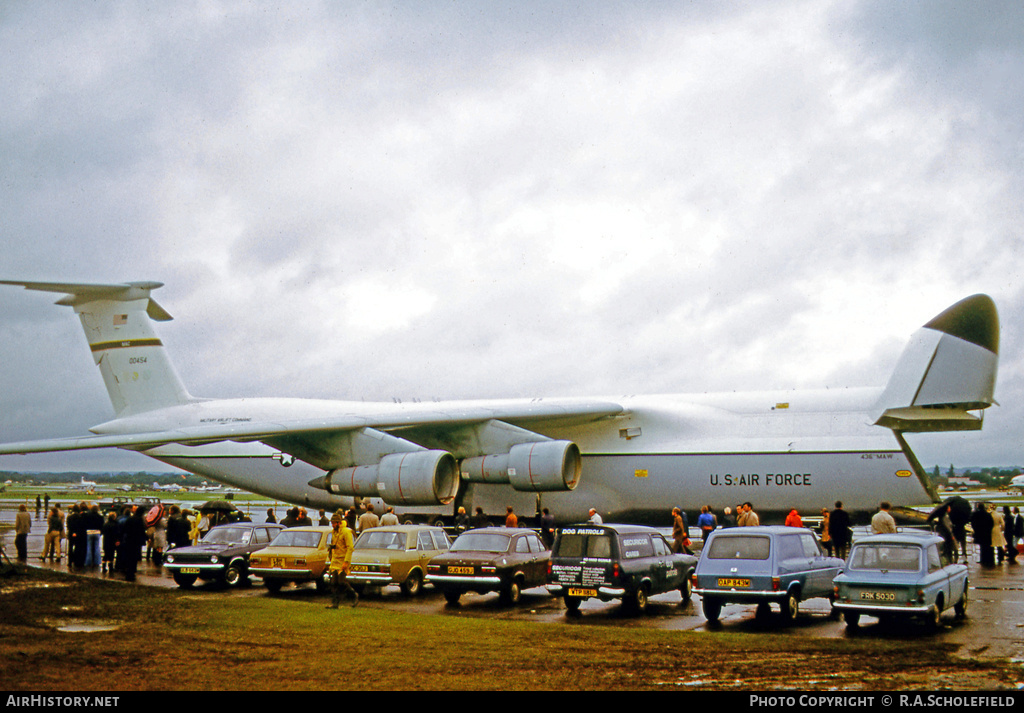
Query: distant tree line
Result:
<box><xmin>0</xmin><ymin>471</ymin><xmax>210</xmax><ymax>487</ymax></box>
<box><xmin>928</xmin><ymin>465</ymin><xmax>1021</xmax><ymax>488</ymax></box>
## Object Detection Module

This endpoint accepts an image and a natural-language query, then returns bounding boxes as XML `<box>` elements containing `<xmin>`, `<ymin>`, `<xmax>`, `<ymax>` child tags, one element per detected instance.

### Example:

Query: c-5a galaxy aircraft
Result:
<box><xmin>0</xmin><ymin>281</ymin><xmax>999</xmax><ymax>524</ymax></box>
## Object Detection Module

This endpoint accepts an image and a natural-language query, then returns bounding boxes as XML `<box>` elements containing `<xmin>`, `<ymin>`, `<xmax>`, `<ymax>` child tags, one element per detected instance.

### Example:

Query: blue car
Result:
<box><xmin>692</xmin><ymin>526</ymin><xmax>844</xmax><ymax>623</ymax></box>
<box><xmin>832</xmin><ymin>530</ymin><xmax>969</xmax><ymax>629</ymax></box>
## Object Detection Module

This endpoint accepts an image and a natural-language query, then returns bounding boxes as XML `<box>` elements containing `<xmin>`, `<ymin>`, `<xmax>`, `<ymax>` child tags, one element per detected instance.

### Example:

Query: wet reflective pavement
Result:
<box><xmin>3</xmin><ymin>504</ymin><xmax>1023</xmax><ymax>668</ymax></box>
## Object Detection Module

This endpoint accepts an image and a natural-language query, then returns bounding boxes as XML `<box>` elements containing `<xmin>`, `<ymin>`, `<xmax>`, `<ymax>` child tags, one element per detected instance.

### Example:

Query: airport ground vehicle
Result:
<box><xmin>350</xmin><ymin>525</ymin><xmax>450</xmax><ymax>596</ymax></box>
<box><xmin>163</xmin><ymin>522</ymin><xmax>283</xmax><ymax>587</ymax></box>
<box><xmin>248</xmin><ymin>526</ymin><xmax>332</xmax><ymax>593</ymax></box>
<box><xmin>427</xmin><ymin>527</ymin><xmax>549</xmax><ymax>605</ymax></box>
<box><xmin>545</xmin><ymin>523</ymin><xmax>698</xmax><ymax>614</ymax></box>
<box><xmin>832</xmin><ymin>530</ymin><xmax>969</xmax><ymax>629</ymax></box>
<box><xmin>692</xmin><ymin>526</ymin><xmax>844</xmax><ymax>623</ymax></box>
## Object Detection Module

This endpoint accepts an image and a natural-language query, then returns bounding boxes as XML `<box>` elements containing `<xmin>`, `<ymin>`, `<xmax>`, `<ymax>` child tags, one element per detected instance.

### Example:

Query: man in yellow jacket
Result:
<box><xmin>326</xmin><ymin>510</ymin><xmax>358</xmax><ymax>609</ymax></box>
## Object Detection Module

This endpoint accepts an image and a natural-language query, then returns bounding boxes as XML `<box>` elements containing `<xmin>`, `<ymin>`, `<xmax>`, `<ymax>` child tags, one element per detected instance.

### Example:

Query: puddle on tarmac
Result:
<box><xmin>0</xmin><ymin>581</ymin><xmax>74</xmax><ymax>596</ymax></box>
<box><xmin>45</xmin><ymin>618</ymin><xmax>123</xmax><ymax>633</ymax></box>
<box><xmin>56</xmin><ymin>622</ymin><xmax>123</xmax><ymax>633</ymax></box>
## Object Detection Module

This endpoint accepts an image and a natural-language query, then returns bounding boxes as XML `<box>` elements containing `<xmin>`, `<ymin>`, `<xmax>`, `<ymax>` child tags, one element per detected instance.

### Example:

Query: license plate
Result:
<box><xmin>351</xmin><ymin>565</ymin><xmax>368</xmax><ymax>572</ymax></box>
<box><xmin>717</xmin><ymin>578</ymin><xmax>750</xmax><ymax>588</ymax></box>
<box><xmin>568</xmin><ymin>587</ymin><xmax>597</xmax><ymax>597</ymax></box>
<box><xmin>448</xmin><ymin>566</ymin><xmax>474</xmax><ymax>575</ymax></box>
<box><xmin>180</xmin><ymin>567</ymin><xmax>200</xmax><ymax>575</ymax></box>
<box><xmin>271</xmin><ymin>558</ymin><xmax>284</xmax><ymax>568</ymax></box>
<box><xmin>860</xmin><ymin>591</ymin><xmax>896</xmax><ymax>601</ymax></box>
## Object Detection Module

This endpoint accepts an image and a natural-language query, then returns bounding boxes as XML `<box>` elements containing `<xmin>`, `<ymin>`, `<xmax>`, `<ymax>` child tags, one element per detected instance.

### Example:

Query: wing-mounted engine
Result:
<box><xmin>298</xmin><ymin>427</ymin><xmax>458</xmax><ymax>506</ymax></box>
<box><xmin>313</xmin><ymin>450</ymin><xmax>459</xmax><ymax>506</ymax></box>
<box><xmin>392</xmin><ymin>418</ymin><xmax>583</xmax><ymax>493</ymax></box>
<box><xmin>462</xmin><ymin>440</ymin><xmax>582</xmax><ymax>492</ymax></box>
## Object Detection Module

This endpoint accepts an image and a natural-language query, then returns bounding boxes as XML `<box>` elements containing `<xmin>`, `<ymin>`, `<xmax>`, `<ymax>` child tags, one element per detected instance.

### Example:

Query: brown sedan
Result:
<box><xmin>427</xmin><ymin>527</ymin><xmax>549</xmax><ymax>605</ymax></box>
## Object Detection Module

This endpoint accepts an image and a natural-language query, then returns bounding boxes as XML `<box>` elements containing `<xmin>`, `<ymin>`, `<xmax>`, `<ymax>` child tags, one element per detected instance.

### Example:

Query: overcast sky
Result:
<box><xmin>1</xmin><ymin>1</ymin><xmax>1022</xmax><ymax>474</ymax></box>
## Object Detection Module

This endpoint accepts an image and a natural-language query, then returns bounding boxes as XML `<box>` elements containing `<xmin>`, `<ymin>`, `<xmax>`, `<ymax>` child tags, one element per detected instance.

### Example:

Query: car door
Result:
<box><xmin>650</xmin><ymin>534</ymin><xmax>682</xmax><ymax>591</ymax></box>
<box><xmin>525</xmin><ymin>533</ymin><xmax>548</xmax><ymax>586</ymax></box>
<box><xmin>799</xmin><ymin>532</ymin><xmax>833</xmax><ymax>596</ymax></box>
<box><xmin>775</xmin><ymin>534</ymin><xmax>811</xmax><ymax>594</ymax></box>
<box><xmin>924</xmin><ymin>542</ymin><xmax>951</xmax><ymax>610</ymax></box>
<box><xmin>416</xmin><ymin>529</ymin><xmax>437</xmax><ymax>571</ymax></box>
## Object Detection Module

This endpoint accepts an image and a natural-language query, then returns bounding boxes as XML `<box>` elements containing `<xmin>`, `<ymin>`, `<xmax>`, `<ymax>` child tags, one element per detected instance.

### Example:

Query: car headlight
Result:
<box><xmin>210</xmin><ymin>555</ymin><xmax>219</xmax><ymax>564</ymax></box>
<box><xmin>165</xmin><ymin>554</ymin><xmax>175</xmax><ymax>564</ymax></box>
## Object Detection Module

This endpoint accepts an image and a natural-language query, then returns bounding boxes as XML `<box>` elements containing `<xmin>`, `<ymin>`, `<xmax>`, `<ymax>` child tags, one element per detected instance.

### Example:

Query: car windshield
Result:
<box><xmin>706</xmin><ymin>535</ymin><xmax>770</xmax><ymax>560</ymax></box>
<box><xmin>356</xmin><ymin>531</ymin><xmax>407</xmax><ymax>550</ymax></box>
<box><xmin>849</xmin><ymin>544</ymin><xmax>921</xmax><ymax>571</ymax></box>
<box><xmin>202</xmin><ymin>527</ymin><xmax>251</xmax><ymax>545</ymax></box>
<box><xmin>450</xmin><ymin>532</ymin><xmax>511</xmax><ymax>553</ymax></box>
<box><xmin>270</xmin><ymin>531</ymin><xmax>322</xmax><ymax>549</ymax></box>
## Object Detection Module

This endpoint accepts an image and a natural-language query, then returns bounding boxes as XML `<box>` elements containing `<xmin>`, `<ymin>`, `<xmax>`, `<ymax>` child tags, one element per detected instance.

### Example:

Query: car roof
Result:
<box><xmin>853</xmin><ymin>530</ymin><xmax>942</xmax><ymax>546</ymax></box>
<box><xmin>557</xmin><ymin>523</ymin><xmax>660</xmax><ymax>535</ymax></box>
<box><xmin>455</xmin><ymin>527</ymin><xmax>536</xmax><ymax>536</ymax></box>
<box><xmin>277</xmin><ymin>525</ymin><xmax>332</xmax><ymax>533</ymax></box>
<box><xmin>210</xmin><ymin>521</ymin><xmax>274</xmax><ymax>529</ymax></box>
<box><xmin>358</xmin><ymin>524</ymin><xmax>444</xmax><ymax>533</ymax></box>
<box><xmin>707</xmin><ymin>526</ymin><xmax>812</xmax><ymax>536</ymax></box>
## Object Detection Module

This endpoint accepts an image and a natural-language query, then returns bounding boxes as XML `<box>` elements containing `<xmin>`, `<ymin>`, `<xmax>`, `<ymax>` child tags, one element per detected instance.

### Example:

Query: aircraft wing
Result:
<box><xmin>0</xmin><ymin>399</ymin><xmax>624</xmax><ymax>471</ymax></box>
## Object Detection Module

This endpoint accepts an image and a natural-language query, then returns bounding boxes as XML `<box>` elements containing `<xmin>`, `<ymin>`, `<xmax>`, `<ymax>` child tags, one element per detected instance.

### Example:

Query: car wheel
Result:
<box><xmin>264</xmin><ymin>579</ymin><xmax>283</xmax><ymax>594</ymax></box>
<box><xmin>443</xmin><ymin>590</ymin><xmax>462</xmax><ymax>605</ymax></box>
<box><xmin>564</xmin><ymin>595</ymin><xmax>582</xmax><ymax>613</ymax></box>
<box><xmin>400</xmin><ymin>570</ymin><xmax>423</xmax><ymax>597</ymax></box>
<box><xmin>224</xmin><ymin>564</ymin><xmax>246</xmax><ymax>588</ymax></box>
<box><xmin>843</xmin><ymin>610</ymin><xmax>860</xmax><ymax>628</ymax></box>
<box><xmin>702</xmin><ymin>597</ymin><xmax>722</xmax><ymax>622</ymax></box>
<box><xmin>954</xmin><ymin>586</ymin><xmax>969</xmax><ymax>619</ymax></box>
<box><xmin>630</xmin><ymin>585</ymin><xmax>649</xmax><ymax>613</ymax></box>
<box><xmin>780</xmin><ymin>593</ymin><xmax>799</xmax><ymax>622</ymax></box>
<box><xmin>500</xmin><ymin>579</ymin><xmax>522</xmax><ymax>605</ymax></box>
<box><xmin>827</xmin><ymin>593</ymin><xmax>839</xmax><ymax>619</ymax></box>
<box><xmin>925</xmin><ymin>601</ymin><xmax>942</xmax><ymax>630</ymax></box>
<box><xmin>172</xmin><ymin>572</ymin><xmax>197</xmax><ymax>588</ymax></box>
<box><xmin>679</xmin><ymin>576</ymin><xmax>693</xmax><ymax>604</ymax></box>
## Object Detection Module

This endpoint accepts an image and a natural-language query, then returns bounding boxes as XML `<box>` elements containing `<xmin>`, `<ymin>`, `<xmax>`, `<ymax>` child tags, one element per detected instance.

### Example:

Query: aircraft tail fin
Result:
<box><xmin>873</xmin><ymin>294</ymin><xmax>999</xmax><ymax>432</ymax></box>
<box><xmin>1</xmin><ymin>280</ymin><xmax>194</xmax><ymax>417</ymax></box>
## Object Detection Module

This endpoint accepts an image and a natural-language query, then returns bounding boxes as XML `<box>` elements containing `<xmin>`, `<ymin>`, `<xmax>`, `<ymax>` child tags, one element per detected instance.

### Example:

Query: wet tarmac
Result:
<box><xmin>3</xmin><ymin>500</ymin><xmax>1023</xmax><ymax>668</ymax></box>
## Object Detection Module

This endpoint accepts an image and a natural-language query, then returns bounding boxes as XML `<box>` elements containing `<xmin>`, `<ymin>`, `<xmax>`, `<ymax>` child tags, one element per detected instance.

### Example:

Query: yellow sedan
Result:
<box><xmin>249</xmin><ymin>526</ymin><xmax>332</xmax><ymax>593</ymax></box>
<box><xmin>350</xmin><ymin>525</ymin><xmax>451</xmax><ymax>596</ymax></box>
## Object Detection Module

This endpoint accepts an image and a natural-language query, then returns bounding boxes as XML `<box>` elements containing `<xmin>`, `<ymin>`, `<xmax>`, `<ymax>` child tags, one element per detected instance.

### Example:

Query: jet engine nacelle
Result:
<box><xmin>314</xmin><ymin>450</ymin><xmax>459</xmax><ymax>506</ymax></box>
<box><xmin>461</xmin><ymin>440</ymin><xmax>581</xmax><ymax>492</ymax></box>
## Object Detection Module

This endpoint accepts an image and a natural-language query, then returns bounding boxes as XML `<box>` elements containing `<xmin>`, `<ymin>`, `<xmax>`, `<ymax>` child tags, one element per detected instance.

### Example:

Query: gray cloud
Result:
<box><xmin>1</xmin><ymin>1</ymin><xmax>1021</xmax><ymax>474</ymax></box>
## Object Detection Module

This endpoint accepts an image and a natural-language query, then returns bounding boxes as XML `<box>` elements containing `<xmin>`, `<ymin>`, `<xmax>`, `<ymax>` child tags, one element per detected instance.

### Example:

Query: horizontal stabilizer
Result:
<box><xmin>1</xmin><ymin>279</ymin><xmax>188</xmax><ymax>414</ymax></box>
<box><xmin>0</xmin><ymin>280</ymin><xmax>173</xmax><ymax>320</ymax></box>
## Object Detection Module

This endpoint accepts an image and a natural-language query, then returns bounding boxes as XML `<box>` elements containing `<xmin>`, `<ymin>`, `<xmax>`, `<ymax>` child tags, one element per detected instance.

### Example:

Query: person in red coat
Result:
<box><xmin>785</xmin><ymin>509</ymin><xmax>803</xmax><ymax>527</ymax></box>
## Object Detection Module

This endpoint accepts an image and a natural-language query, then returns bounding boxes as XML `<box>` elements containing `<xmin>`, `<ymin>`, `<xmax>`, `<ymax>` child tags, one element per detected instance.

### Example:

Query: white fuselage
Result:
<box><xmin>112</xmin><ymin>386</ymin><xmax>928</xmax><ymax>524</ymax></box>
